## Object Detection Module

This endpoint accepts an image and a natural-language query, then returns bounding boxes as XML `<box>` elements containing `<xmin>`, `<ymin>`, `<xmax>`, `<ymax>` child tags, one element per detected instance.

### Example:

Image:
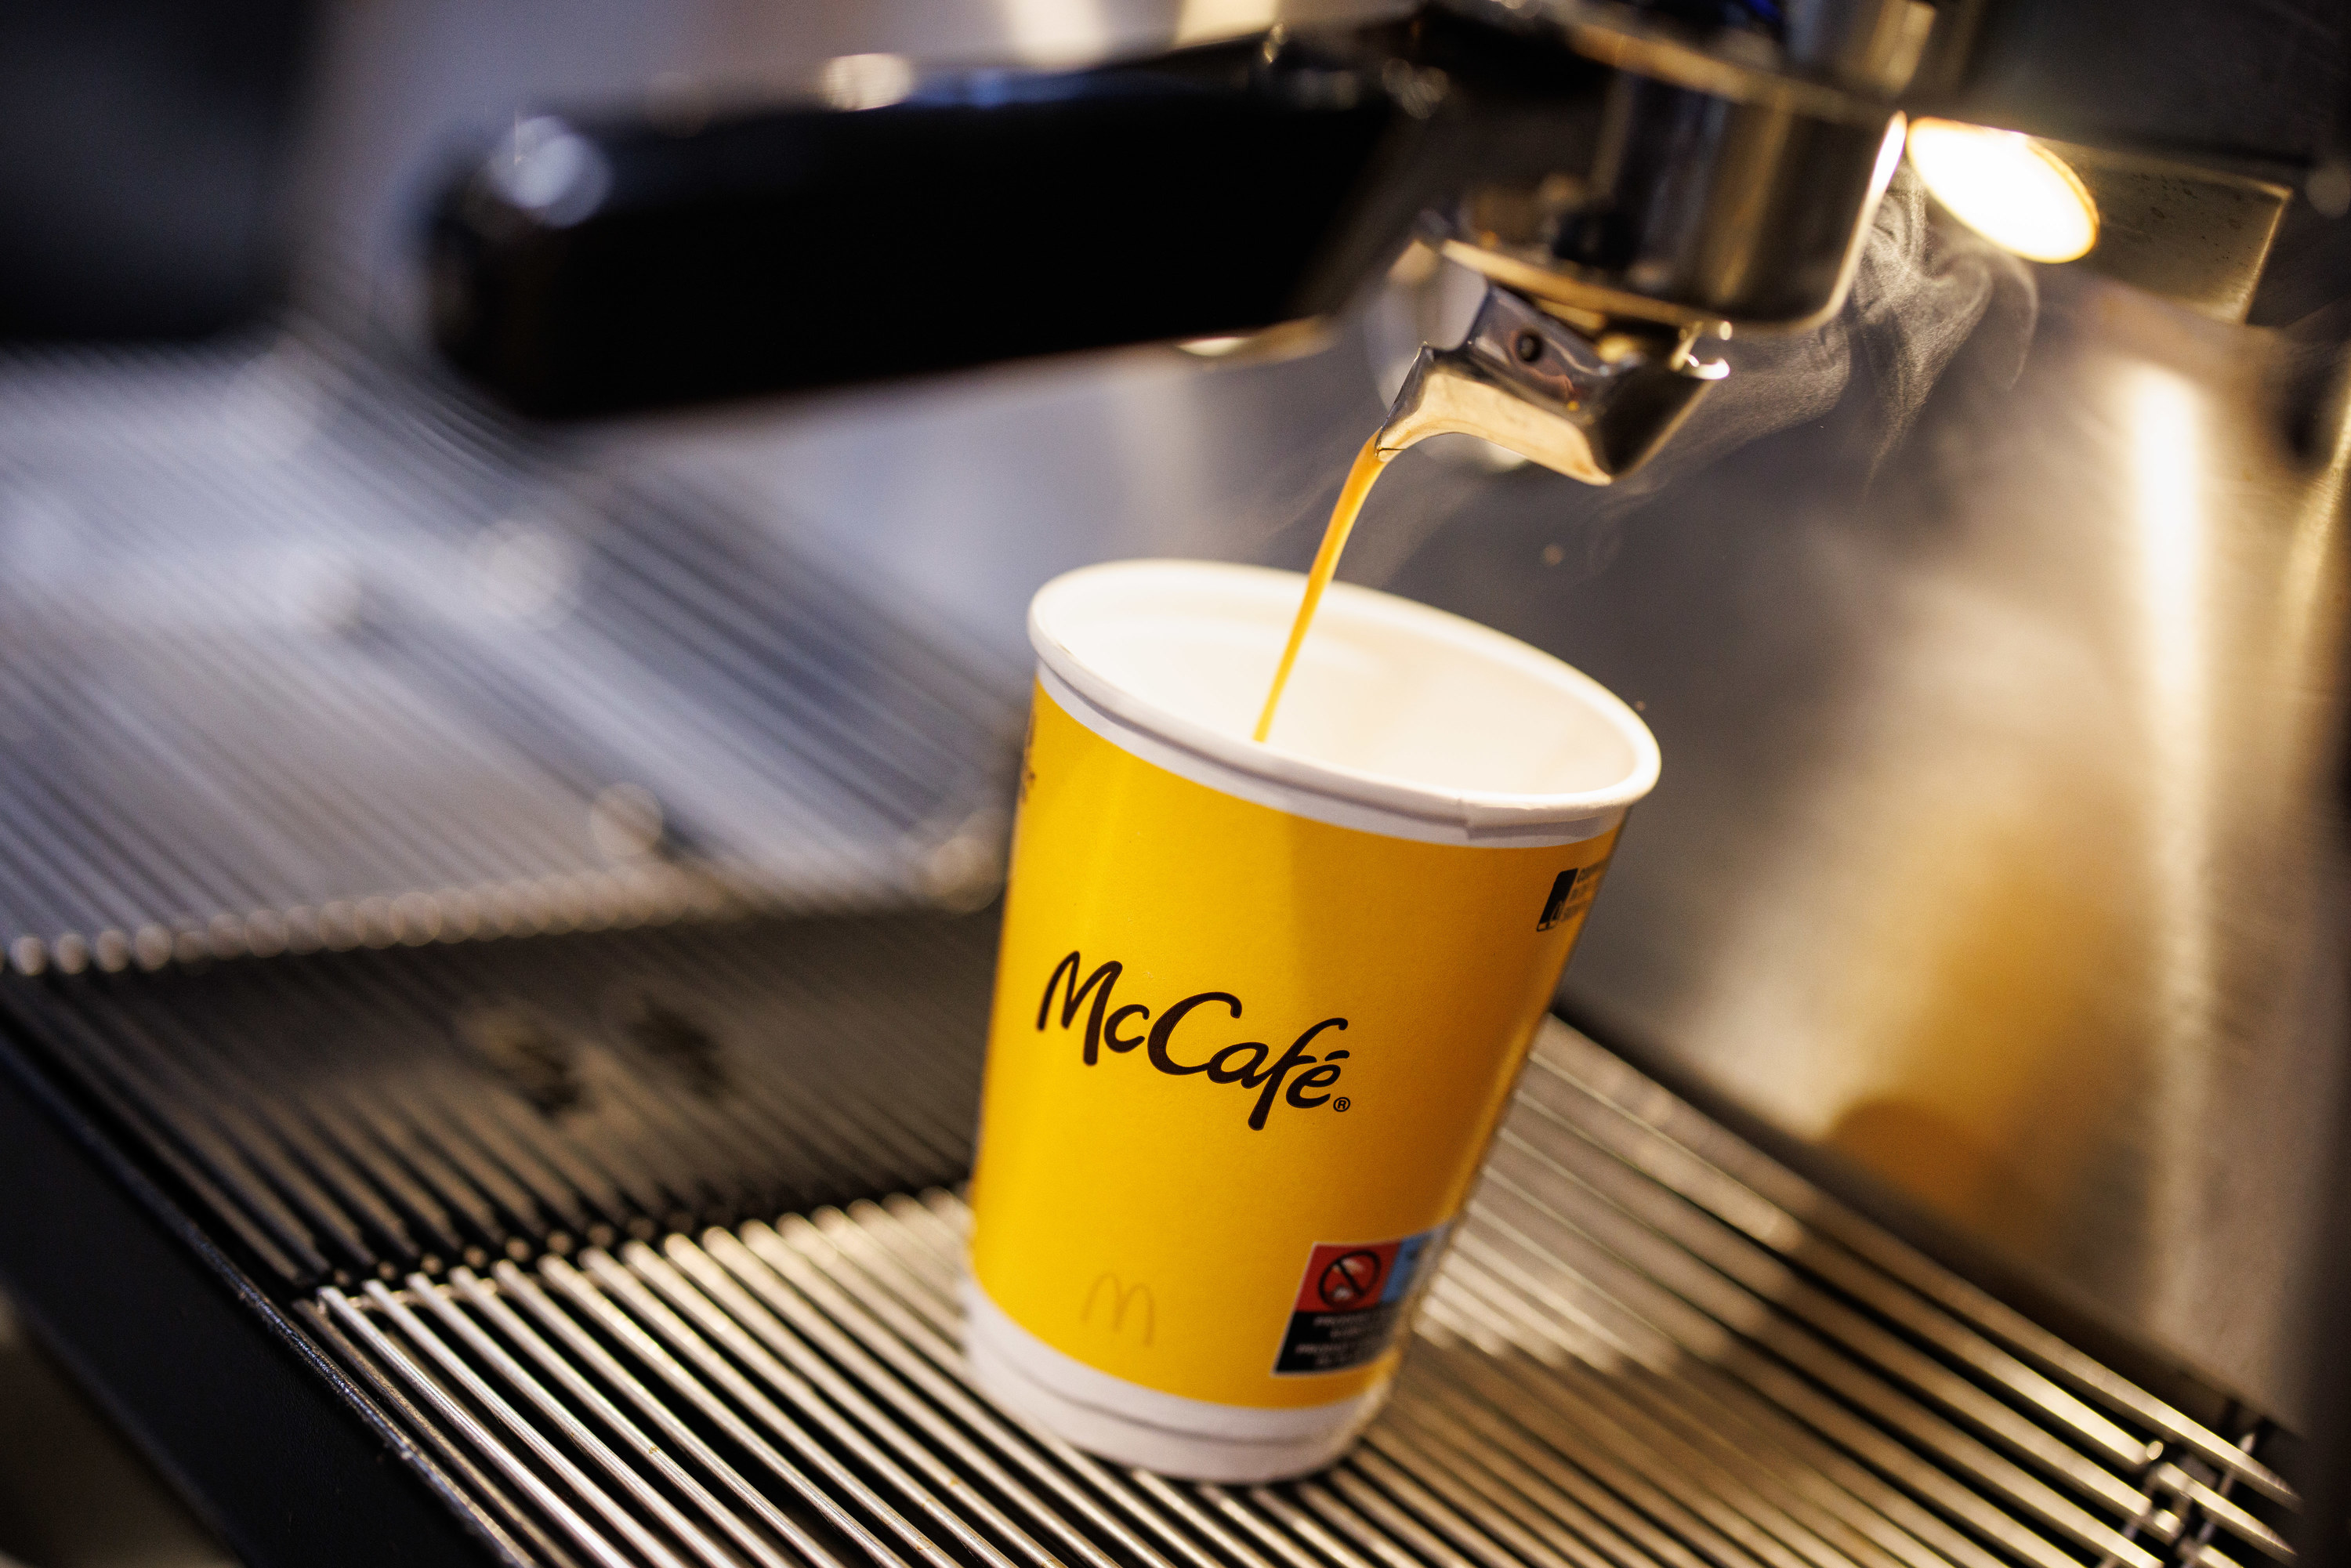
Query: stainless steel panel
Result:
<box><xmin>1461</xmin><ymin>276</ymin><xmax>2349</xmax><ymax>1428</ymax></box>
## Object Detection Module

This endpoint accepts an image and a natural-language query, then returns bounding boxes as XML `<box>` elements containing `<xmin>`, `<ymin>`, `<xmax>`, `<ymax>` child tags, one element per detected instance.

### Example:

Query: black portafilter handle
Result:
<box><xmin>426</xmin><ymin>30</ymin><xmax>1461</xmax><ymax>419</ymax></box>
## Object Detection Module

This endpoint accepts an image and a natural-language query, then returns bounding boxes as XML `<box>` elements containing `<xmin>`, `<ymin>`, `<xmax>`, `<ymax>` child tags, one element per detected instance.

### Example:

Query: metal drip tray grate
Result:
<box><xmin>0</xmin><ymin>338</ymin><xmax>1023</xmax><ymax>971</ymax></box>
<box><xmin>306</xmin><ymin>1023</ymin><xmax>2297</xmax><ymax>1568</ymax></box>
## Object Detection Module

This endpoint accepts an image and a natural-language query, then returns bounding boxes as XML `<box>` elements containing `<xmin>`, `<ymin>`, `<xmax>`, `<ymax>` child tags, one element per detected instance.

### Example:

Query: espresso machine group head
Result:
<box><xmin>428</xmin><ymin>0</ymin><xmax>2334</xmax><ymax>480</ymax></box>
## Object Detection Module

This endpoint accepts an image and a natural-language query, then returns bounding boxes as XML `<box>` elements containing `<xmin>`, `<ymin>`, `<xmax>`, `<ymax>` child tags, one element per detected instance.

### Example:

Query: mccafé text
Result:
<box><xmin>1036</xmin><ymin>951</ymin><xmax>1349</xmax><ymax>1131</ymax></box>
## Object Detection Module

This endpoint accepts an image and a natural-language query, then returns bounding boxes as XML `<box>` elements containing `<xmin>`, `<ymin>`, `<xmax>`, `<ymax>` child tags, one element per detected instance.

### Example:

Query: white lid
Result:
<box><xmin>1027</xmin><ymin>560</ymin><xmax>1659</xmax><ymax>843</ymax></box>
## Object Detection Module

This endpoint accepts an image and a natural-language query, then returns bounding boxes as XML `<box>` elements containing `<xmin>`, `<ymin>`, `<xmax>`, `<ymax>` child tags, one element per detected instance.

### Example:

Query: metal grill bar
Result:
<box><xmin>1522</xmin><ymin>1048</ymin><xmax>2288</xmax><ymax>1505</ymax></box>
<box><xmin>1466</xmin><ymin>1157</ymin><xmax>2156</xmax><ymax>1562</ymax></box>
<box><xmin>0</xmin><ymin>913</ymin><xmax>997</xmax><ymax>1287</ymax></box>
<box><xmin>303</xmin><ymin>1020</ymin><xmax>2288</xmax><ymax>1568</ymax></box>
<box><xmin>0</xmin><ymin>338</ymin><xmax>1021</xmax><ymax>972</ymax></box>
<box><xmin>298</xmin><ymin>1291</ymin><xmax>589</xmax><ymax>1568</ymax></box>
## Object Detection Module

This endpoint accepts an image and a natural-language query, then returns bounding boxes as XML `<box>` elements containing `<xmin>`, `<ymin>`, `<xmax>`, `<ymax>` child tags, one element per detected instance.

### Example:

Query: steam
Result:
<box><xmin>1258</xmin><ymin>168</ymin><xmax>2037</xmax><ymax>583</ymax></box>
<box><xmin>1844</xmin><ymin>165</ymin><xmax>2039</xmax><ymax>468</ymax></box>
<box><xmin>1610</xmin><ymin>164</ymin><xmax>2038</xmax><ymax>502</ymax></box>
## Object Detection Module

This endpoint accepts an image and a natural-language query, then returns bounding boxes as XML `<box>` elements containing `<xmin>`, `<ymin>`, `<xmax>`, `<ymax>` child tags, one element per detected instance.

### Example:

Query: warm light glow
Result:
<box><xmin>1174</xmin><ymin>335</ymin><xmax>1252</xmax><ymax>358</ymax></box>
<box><xmin>999</xmin><ymin>0</ymin><xmax>1112</xmax><ymax>65</ymax></box>
<box><xmin>1906</xmin><ymin>118</ymin><xmax>2099</xmax><ymax>263</ymax></box>
<box><xmin>2128</xmin><ymin>365</ymin><xmax>2212</xmax><ymax>1321</ymax></box>
<box><xmin>817</xmin><ymin>53</ymin><xmax>915</xmax><ymax>111</ymax></box>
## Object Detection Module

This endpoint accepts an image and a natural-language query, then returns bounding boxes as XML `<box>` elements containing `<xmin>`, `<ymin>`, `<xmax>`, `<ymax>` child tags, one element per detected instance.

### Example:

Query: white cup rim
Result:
<box><xmin>1027</xmin><ymin>559</ymin><xmax>1661</xmax><ymax>844</ymax></box>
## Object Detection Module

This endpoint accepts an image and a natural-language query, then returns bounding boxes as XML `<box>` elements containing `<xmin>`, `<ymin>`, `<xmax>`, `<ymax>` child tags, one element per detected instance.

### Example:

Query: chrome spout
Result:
<box><xmin>1375</xmin><ymin>284</ymin><xmax>1727</xmax><ymax>484</ymax></box>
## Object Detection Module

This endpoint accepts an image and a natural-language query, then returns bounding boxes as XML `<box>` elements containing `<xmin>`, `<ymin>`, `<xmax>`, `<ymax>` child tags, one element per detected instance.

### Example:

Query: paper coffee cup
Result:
<box><xmin>964</xmin><ymin>559</ymin><xmax>1659</xmax><ymax>1481</ymax></box>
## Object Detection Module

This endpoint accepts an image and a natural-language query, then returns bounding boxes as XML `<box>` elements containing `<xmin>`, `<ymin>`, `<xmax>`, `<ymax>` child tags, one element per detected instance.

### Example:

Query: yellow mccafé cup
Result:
<box><xmin>964</xmin><ymin>559</ymin><xmax>1659</xmax><ymax>1481</ymax></box>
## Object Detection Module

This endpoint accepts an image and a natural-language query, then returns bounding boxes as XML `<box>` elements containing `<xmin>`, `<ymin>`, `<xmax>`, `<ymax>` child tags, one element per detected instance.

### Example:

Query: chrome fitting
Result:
<box><xmin>1376</xmin><ymin>285</ymin><xmax>1726</xmax><ymax>484</ymax></box>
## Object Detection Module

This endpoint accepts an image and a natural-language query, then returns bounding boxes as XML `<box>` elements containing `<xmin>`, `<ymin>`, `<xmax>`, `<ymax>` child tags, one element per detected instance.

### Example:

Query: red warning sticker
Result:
<box><xmin>1273</xmin><ymin>1224</ymin><xmax>1448</xmax><ymax>1376</ymax></box>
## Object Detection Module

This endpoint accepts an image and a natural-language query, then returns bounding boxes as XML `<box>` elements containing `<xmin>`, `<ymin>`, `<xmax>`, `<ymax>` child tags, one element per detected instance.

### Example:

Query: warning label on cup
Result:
<box><xmin>1271</xmin><ymin>1224</ymin><xmax>1448</xmax><ymax>1376</ymax></box>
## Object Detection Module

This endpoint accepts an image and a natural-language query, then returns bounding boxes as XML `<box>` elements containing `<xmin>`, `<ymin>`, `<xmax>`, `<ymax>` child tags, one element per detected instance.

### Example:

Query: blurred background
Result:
<box><xmin>0</xmin><ymin>0</ymin><xmax>2343</xmax><ymax>1563</ymax></box>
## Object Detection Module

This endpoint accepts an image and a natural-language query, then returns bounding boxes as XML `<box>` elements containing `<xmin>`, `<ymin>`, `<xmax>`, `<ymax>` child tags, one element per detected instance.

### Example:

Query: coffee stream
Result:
<box><xmin>1252</xmin><ymin>436</ymin><xmax>1393</xmax><ymax>744</ymax></box>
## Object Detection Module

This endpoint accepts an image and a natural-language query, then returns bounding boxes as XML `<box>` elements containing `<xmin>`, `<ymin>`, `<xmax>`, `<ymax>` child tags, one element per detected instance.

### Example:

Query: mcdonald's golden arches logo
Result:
<box><xmin>1081</xmin><ymin>1273</ymin><xmax>1155</xmax><ymax>1345</ymax></box>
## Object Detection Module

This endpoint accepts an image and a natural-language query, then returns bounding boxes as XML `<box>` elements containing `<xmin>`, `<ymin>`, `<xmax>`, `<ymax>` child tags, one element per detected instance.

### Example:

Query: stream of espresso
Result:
<box><xmin>1252</xmin><ymin>436</ymin><xmax>1393</xmax><ymax>743</ymax></box>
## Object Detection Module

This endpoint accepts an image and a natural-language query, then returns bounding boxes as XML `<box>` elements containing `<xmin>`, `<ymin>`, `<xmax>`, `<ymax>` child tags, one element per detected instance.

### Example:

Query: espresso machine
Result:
<box><xmin>0</xmin><ymin>2</ymin><xmax>2342</xmax><ymax>1566</ymax></box>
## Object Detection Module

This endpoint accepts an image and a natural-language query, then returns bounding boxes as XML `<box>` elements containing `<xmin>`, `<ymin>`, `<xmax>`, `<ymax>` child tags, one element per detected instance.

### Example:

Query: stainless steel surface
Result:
<box><xmin>1467</xmin><ymin>268</ymin><xmax>2348</xmax><ymax>1428</ymax></box>
<box><xmin>1376</xmin><ymin>284</ymin><xmax>1723</xmax><ymax>482</ymax></box>
<box><xmin>1433</xmin><ymin>87</ymin><xmax>1907</xmax><ymax>336</ymax></box>
<box><xmin>2038</xmin><ymin>145</ymin><xmax>2293</xmax><ymax>325</ymax></box>
<box><xmin>1425</xmin><ymin>0</ymin><xmax>1918</xmax><ymax>336</ymax></box>
<box><xmin>305</xmin><ymin>1019</ymin><xmax>2293</xmax><ymax>1568</ymax></box>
